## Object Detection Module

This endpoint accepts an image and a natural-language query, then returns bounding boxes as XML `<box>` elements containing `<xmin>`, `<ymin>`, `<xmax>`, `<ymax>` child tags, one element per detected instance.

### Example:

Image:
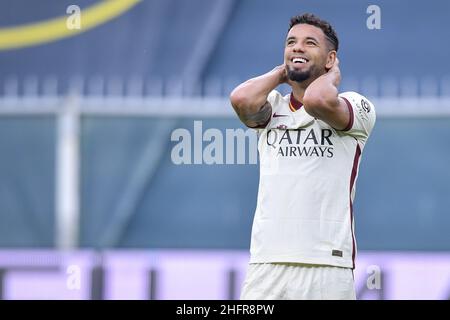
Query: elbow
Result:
<box><xmin>229</xmin><ymin>88</ymin><xmax>255</xmax><ymax>114</ymax></box>
<box><xmin>229</xmin><ymin>88</ymin><xmax>248</xmax><ymax>111</ymax></box>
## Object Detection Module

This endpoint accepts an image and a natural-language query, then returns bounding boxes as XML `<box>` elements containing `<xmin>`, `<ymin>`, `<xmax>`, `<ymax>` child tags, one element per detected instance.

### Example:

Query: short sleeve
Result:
<box><xmin>267</xmin><ymin>89</ymin><xmax>282</xmax><ymax>108</ymax></box>
<box><xmin>338</xmin><ymin>91</ymin><xmax>376</xmax><ymax>144</ymax></box>
<box><xmin>253</xmin><ymin>90</ymin><xmax>283</xmax><ymax>133</ymax></box>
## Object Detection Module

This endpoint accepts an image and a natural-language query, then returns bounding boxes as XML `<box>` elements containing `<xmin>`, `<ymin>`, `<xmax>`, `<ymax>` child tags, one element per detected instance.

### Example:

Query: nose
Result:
<box><xmin>292</xmin><ymin>43</ymin><xmax>305</xmax><ymax>52</ymax></box>
<box><xmin>292</xmin><ymin>42</ymin><xmax>305</xmax><ymax>53</ymax></box>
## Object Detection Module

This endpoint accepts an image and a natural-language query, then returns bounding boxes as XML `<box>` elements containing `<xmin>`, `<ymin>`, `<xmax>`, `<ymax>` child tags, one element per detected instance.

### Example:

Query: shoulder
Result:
<box><xmin>337</xmin><ymin>91</ymin><xmax>376</xmax><ymax>140</ymax></box>
<box><xmin>267</xmin><ymin>90</ymin><xmax>285</xmax><ymax>105</ymax></box>
<box><xmin>265</xmin><ymin>90</ymin><xmax>289</xmax><ymax>115</ymax></box>
<box><xmin>339</xmin><ymin>91</ymin><xmax>375</xmax><ymax>114</ymax></box>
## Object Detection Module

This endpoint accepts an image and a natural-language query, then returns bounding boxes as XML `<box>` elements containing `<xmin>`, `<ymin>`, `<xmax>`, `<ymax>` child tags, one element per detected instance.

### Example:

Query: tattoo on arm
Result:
<box><xmin>240</xmin><ymin>101</ymin><xmax>272</xmax><ymax>128</ymax></box>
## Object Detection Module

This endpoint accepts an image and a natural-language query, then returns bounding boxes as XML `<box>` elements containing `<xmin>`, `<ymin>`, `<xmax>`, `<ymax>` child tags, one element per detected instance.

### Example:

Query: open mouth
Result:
<box><xmin>291</xmin><ymin>57</ymin><xmax>308</xmax><ymax>64</ymax></box>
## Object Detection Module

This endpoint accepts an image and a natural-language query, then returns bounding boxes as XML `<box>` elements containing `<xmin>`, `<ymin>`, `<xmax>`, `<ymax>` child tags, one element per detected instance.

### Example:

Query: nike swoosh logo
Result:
<box><xmin>0</xmin><ymin>0</ymin><xmax>141</xmax><ymax>51</ymax></box>
<box><xmin>273</xmin><ymin>113</ymin><xmax>288</xmax><ymax>118</ymax></box>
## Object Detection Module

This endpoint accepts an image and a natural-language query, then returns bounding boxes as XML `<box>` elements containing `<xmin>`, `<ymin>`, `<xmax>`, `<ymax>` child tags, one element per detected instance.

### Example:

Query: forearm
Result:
<box><xmin>230</xmin><ymin>65</ymin><xmax>285</xmax><ymax>113</ymax></box>
<box><xmin>303</xmin><ymin>68</ymin><xmax>341</xmax><ymax>114</ymax></box>
<box><xmin>303</xmin><ymin>60</ymin><xmax>350</xmax><ymax>130</ymax></box>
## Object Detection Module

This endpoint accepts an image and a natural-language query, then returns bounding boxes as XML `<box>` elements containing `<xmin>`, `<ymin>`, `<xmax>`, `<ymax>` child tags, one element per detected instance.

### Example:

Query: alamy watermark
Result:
<box><xmin>366</xmin><ymin>264</ymin><xmax>382</xmax><ymax>290</ymax></box>
<box><xmin>66</xmin><ymin>5</ymin><xmax>81</xmax><ymax>30</ymax></box>
<box><xmin>66</xmin><ymin>264</ymin><xmax>81</xmax><ymax>290</ymax></box>
<box><xmin>366</xmin><ymin>5</ymin><xmax>381</xmax><ymax>30</ymax></box>
<box><xmin>171</xmin><ymin>121</ymin><xmax>258</xmax><ymax>165</ymax></box>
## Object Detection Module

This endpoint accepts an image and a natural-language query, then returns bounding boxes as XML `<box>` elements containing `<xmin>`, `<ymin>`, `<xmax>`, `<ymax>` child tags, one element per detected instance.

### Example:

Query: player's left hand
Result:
<box><xmin>328</xmin><ymin>57</ymin><xmax>341</xmax><ymax>86</ymax></box>
<box><xmin>329</xmin><ymin>57</ymin><xmax>340</xmax><ymax>72</ymax></box>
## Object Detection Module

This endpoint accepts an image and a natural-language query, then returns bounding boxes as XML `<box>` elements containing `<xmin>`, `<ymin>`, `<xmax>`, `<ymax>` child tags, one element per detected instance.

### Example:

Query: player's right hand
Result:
<box><xmin>274</xmin><ymin>64</ymin><xmax>288</xmax><ymax>85</ymax></box>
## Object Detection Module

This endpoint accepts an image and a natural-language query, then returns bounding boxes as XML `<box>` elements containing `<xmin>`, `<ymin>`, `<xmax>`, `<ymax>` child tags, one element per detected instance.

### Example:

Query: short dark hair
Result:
<box><xmin>288</xmin><ymin>13</ymin><xmax>339</xmax><ymax>52</ymax></box>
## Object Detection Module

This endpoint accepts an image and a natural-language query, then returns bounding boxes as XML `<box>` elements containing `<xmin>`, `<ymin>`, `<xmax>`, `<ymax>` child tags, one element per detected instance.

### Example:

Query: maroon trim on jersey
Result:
<box><xmin>341</xmin><ymin>96</ymin><xmax>354</xmax><ymax>131</ymax></box>
<box><xmin>289</xmin><ymin>93</ymin><xmax>303</xmax><ymax>111</ymax></box>
<box><xmin>349</xmin><ymin>143</ymin><xmax>362</xmax><ymax>269</ymax></box>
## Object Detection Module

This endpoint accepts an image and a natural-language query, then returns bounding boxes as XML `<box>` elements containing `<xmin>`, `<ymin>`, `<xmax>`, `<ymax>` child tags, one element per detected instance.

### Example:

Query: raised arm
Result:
<box><xmin>302</xmin><ymin>58</ymin><xmax>351</xmax><ymax>130</ymax></box>
<box><xmin>229</xmin><ymin>65</ymin><xmax>286</xmax><ymax>128</ymax></box>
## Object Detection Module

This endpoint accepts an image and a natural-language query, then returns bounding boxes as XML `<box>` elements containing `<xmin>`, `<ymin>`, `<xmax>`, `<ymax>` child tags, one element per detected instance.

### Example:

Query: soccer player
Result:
<box><xmin>229</xmin><ymin>13</ymin><xmax>376</xmax><ymax>299</ymax></box>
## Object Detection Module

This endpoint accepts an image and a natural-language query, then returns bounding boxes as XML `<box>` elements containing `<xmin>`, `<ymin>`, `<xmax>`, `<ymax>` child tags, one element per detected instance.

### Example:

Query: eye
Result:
<box><xmin>306</xmin><ymin>40</ymin><xmax>316</xmax><ymax>46</ymax></box>
<box><xmin>287</xmin><ymin>39</ymin><xmax>295</xmax><ymax>46</ymax></box>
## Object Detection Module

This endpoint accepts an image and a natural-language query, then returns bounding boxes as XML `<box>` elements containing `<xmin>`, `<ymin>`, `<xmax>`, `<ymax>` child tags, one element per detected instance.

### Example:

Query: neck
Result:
<box><xmin>290</xmin><ymin>77</ymin><xmax>313</xmax><ymax>102</ymax></box>
<box><xmin>290</xmin><ymin>82</ymin><xmax>306</xmax><ymax>103</ymax></box>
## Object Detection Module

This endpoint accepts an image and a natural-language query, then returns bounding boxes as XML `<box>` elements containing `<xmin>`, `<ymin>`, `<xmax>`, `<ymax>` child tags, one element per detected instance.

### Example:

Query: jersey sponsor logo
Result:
<box><xmin>265</xmin><ymin>128</ymin><xmax>335</xmax><ymax>158</ymax></box>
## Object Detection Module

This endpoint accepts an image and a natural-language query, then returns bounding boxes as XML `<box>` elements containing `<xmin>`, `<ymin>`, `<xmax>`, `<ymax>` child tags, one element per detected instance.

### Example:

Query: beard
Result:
<box><xmin>287</xmin><ymin>64</ymin><xmax>322</xmax><ymax>83</ymax></box>
<box><xmin>287</xmin><ymin>68</ymin><xmax>311</xmax><ymax>82</ymax></box>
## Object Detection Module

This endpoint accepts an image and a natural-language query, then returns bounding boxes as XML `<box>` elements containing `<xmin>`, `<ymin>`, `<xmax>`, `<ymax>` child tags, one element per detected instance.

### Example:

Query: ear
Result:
<box><xmin>325</xmin><ymin>50</ymin><xmax>337</xmax><ymax>70</ymax></box>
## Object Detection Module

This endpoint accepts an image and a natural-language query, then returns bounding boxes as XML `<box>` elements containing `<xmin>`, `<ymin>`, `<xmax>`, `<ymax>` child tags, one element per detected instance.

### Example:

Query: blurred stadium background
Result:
<box><xmin>0</xmin><ymin>0</ymin><xmax>449</xmax><ymax>300</ymax></box>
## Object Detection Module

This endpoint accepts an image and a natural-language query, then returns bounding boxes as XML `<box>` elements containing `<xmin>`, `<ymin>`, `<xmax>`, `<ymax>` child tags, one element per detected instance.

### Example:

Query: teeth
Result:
<box><xmin>293</xmin><ymin>58</ymin><xmax>307</xmax><ymax>63</ymax></box>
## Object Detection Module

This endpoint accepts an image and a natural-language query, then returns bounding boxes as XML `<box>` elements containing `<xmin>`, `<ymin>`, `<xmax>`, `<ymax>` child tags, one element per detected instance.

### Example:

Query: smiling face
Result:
<box><xmin>284</xmin><ymin>23</ymin><xmax>336</xmax><ymax>84</ymax></box>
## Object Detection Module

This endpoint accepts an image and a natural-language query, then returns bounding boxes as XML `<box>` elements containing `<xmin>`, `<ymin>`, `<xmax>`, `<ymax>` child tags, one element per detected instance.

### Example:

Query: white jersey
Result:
<box><xmin>250</xmin><ymin>90</ymin><xmax>376</xmax><ymax>269</ymax></box>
